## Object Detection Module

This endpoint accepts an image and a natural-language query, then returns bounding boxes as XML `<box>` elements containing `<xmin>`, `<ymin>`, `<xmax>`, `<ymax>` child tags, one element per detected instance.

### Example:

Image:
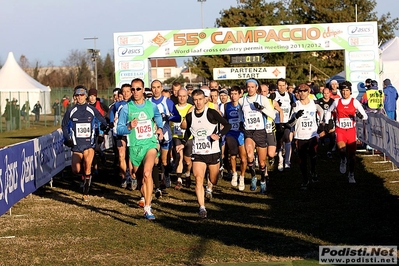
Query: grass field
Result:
<box><xmin>0</xmin><ymin>126</ymin><xmax>398</xmax><ymax>265</ymax></box>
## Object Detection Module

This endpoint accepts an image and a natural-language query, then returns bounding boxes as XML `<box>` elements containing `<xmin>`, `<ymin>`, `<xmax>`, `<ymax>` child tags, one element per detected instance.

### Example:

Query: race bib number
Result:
<box><xmin>300</xmin><ymin>120</ymin><xmax>313</xmax><ymax>128</ymax></box>
<box><xmin>265</xmin><ymin>121</ymin><xmax>273</xmax><ymax>133</ymax></box>
<box><xmin>76</xmin><ymin>123</ymin><xmax>91</xmax><ymax>138</ymax></box>
<box><xmin>193</xmin><ymin>137</ymin><xmax>211</xmax><ymax>154</ymax></box>
<box><xmin>339</xmin><ymin>118</ymin><xmax>353</xmax><ymax>129</ymax></box>
<box><xmin>135</xmin><ymin>120</ymin><xmax>153</xmax><ymax>140</ymax></box>
<box><xmin>229</xmin><ymin>118</ymin><xmax>240</xmax><ymax>131</ymax></box>
<box><xmin>246</xmin><ymin>111</ymin><xmax>262</xmax><ymax>129</ymax></box>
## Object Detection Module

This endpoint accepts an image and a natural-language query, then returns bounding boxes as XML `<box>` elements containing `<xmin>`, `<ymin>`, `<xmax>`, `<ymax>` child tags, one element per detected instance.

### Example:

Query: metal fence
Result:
<box><xmin>0</xmin><ymin>87</ymin><xmax>115</xmax><ymax>133</ymax></box>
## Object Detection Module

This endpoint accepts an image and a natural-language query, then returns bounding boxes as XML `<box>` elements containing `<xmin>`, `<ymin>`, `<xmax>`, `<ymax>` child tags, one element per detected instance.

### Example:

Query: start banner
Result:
<box><xmin>114</xmin><ymin>21</ymin><xmax>379</xmax><ymax>98</ymax></box>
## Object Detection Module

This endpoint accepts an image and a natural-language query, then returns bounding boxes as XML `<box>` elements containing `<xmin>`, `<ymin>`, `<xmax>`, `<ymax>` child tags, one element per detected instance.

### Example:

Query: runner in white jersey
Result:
<box><xmin>286</xmin><ymin>84</ymin><xmax>325</xmax><ymax>190</ymax></box>
<box><xmin>239</xmin><ymin>79</ymin><xmax>275</xmax><ymax>194</ymax></box>
<box><xmin>272</xmin><ymin>78</ymin><xmax>296</xmax><ymax>171</ymax></box>
<box><xmin>176</xmin><ymin>89</ymin><xmax>231</xmax><ymax>218</ymax></box>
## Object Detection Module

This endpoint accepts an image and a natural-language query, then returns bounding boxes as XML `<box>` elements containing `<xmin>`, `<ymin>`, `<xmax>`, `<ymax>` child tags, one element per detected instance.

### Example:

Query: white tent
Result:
<box><xmin>380</xmin><ymin>37</ymin><xmax>399</xmax><ymax>121</ymax></box>
<box><xmin>0</xmin><ymin>52</ymin><xmax>51</xmax><ymax>115</ymax></box>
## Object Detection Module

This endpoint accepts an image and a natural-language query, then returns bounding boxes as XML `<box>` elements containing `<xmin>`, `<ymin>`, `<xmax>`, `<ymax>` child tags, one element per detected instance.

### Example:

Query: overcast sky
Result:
<box><xmin>1</xmin><ymin>0</ymin><xmax>398</xmax><ymax>67</ymax></box>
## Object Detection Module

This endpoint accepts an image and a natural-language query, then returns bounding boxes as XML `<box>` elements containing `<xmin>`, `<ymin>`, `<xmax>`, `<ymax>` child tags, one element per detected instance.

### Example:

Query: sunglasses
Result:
<box><xmin>75</xmin><ymin>94</ymin><xmax>86</xmax><ymax>96</ymax></box>
<box><xmin>298</xmin><ymin>89</ymin><xmax>308</xmax><ymax>93</ymax></box>
<box><xmin>132</xmin><ymin>87</ymin><xmax>142</xmax><ymax>92</ymax></box>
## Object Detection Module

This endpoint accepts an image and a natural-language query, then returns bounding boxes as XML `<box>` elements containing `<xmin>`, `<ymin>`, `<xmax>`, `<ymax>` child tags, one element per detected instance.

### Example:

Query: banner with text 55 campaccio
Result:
<box><xmin>0</xmin><ymin>141</ymin><xmax>36</xmax><ymax>216</ymax></box>
<box><xmin>114</xmin><ymin>21</ymin><xmax>378</xmax><ymax>97</ymax></box>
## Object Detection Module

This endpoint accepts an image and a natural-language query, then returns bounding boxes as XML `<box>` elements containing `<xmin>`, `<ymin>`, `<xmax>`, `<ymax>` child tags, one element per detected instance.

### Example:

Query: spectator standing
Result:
<box><xmin>33</xmin><ymin>101</ymin><xmax>42</xmax><ymax>122</ymax></box>
<box><xmin>62</xmin><ymin>96</ymin><xmax>70</xmax><ymax>113</ymax></box>
<box><xmin>11</xmin><ymin>99</ymin><xmax>18</xmax><ymax>130</ymax></box>
<box><xmin>383</xmin><ymin>79</ymin><xmax>398</xmax><ymax>120</ymax></box>
<box><xmin>52</xmin><ymin>99</ymin><xmax>61</xmax><ymax>125</ymax></box>
<box><xmin>3</xmin><ymin>99</ymin><xmax>11</xmax><ymax>131</ymax></box>
<box><xmin>21</xmin><ymin>101</ymin><xmax>30</xmax><ymax>122</ymax></box>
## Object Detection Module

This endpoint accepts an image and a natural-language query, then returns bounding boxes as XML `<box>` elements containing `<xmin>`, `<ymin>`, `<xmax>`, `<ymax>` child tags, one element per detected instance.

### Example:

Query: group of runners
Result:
<box><xmin>61</xmin><ymin>76</ymin><xmax>370</xmax><ymax>220</ymax></box>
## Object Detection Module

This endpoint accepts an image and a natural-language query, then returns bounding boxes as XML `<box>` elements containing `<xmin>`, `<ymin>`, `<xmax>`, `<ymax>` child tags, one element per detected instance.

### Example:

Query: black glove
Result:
<box><xmin>295</xmin><ymin>110</ymin><xmax>304</xmax><ymax>119</ymax></box>
<box><xmin>97</xmin><ymin>135</ymin><xmax>104</xmax><ymax>144</ymax></box>
<box><xmin>104</xmin><ymin>126</ymin><xmax>111</xmax><ymax>134</ymax></box>
<box><xmin>100</xmin><ymin>123</ymin><xmax>107</xmax><ymax>131</ymax></box>
<box><xmin>277</xmin><ymin>99</ymin><xmax>282</xmax><ymax>106</ymax></box>
<box><xmin>356</xmin><ymin>112</ymin><xmax>364</xmax><ymax>119</ymax></box>
<box><xmin>108</xmin><ymin>122</ymin><xmax>114</xmax><ymax>129</ymax></box>
<box><xmin>64</xmin><ymin>139</ymin><xmax>74</xmax><ymax>148</ymax></box>
<box><xmin>161</xmin><ymin>113</ymin><xmax>168</xmax><ymax>121</ymax></box>
<box><xmin>253</xmin><ymin>102</ymin><xmax>264</xmax><ymax>110</ymax></box>
<box><xmin>269</xmin><ymin>93</ymin><xmax>276</xmax><ymax>100</ymax></box>
<box><xmin>282</xmin><ymin>123</ymin><xmax>291</xmax><ymax>130</ymax></box>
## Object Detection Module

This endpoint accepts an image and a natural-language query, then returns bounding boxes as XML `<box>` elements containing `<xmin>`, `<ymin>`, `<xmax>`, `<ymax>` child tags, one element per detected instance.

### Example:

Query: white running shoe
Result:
<box><xmin>238</xmin><ymin>176</ymin><xmax>245</xmax><ymax>191</ymax></box>
<box><xmin>340</xmin><ymin>158</ymin><xmax>347</xmax><ymax>174</ymax></box>
<box><xmin>231</xmin><ymin>172</ymin><xmax>238</xmax><ymax>187</ymax></box>
<box><xmin>278</xmin><ymin>162</ymin><xmax>284</xmax><ymax>172</ymax></box>
<box><xmin>348</xmin><ymin>172</ymin><xmax>356</xmax><ymax>183</ymax></box>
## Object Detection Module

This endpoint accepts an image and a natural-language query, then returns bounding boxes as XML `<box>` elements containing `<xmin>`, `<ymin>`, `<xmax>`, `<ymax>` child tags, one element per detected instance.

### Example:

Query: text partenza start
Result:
<box><xmin>231</xmin><ymin>68</ymin><xmax>268</xmax><ymax>73</ymax></box>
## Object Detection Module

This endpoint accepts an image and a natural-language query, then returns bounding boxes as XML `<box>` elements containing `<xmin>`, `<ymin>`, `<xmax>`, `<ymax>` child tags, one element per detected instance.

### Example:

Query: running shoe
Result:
<box><xmin>175</xmin><ymin>178</ymin><xmax>183</xmax><ymax>190</ymax></box>
<box><xmin>284</xmin><ymin>163</ymin><xmax>291</xmax><ymax>169</ymax></box>
<box><xmin>144</xmin><ymin>210</ymin><xmax>155</xmax><ymax>220</ymax></box>
<box><xmin>340</xmin><ymin>158</ymin><xmax>347</xmax><ymax>174</ymax></box>
<box><xmin>311</xmin><ymin>172</ymin><xmax>318</xmax><ymax>183</ymax></box>
<box><xmin>164</xmin><ymin>174</ymin><xmax>171</xmax><ymax>188</ymax></box>
<box><xmin>138</xmin><ymin>197</ymin><xmax>145</xmax><ymax>208</ymax></box>
<box><xmin>219</xmin><ymin>166</ymin><xmax>224</xmax><ymax>179</ymax></box>
<box><xmin>205</xmin><ymin>187</ymin><xmax>213</xmax><ymax>201</ymax></box>
<box><xmin>83</xmin><ymin>175</ymin><xmax>92</xmax><ymax>195</ymax></box>
<box><xmin>231</xmin><ymin>172</ymin><xmax>238</xmax><ymax>187</ymax></box>
<box><xmin>82</xmin><ymin>195</ymin><xmax>89</xmax><ymax>202</ymax></box>
<box><xmin>250</xmin><ymin>176</ymin><xmax>257</xmax><ymax>191</ymax></box>
<box><xmin>327</xmin><ymin>151</ymin><xmax>332</xmax><ymax>159</ymax></box>
<box><xmin>198</xmin><ymin>207</ymin><xmax>207</xmax><ymax>218</ymax></box>
<box><xmin>260</xmin><ymin>181</ymin><xmax>267</xmax><ymax>194</ymax></box>
<box><xmin>185</xmin><ymin>175</ymin><xmax>191</xmax><ymax>188</ymax></box>
<box><xmin>300</xmin><ymin>182</ymin><xmax>309</xmax><ymax>190</ymax></box>
<box><xmin>120</xmin><ymin>177</ymin><xmax>127</xmax><ymax>189</ymax></box>
<box><xmin>278</xmin><ymin>162</ymin><xmax>284</xmax><ymax>172</ymax></box>
<box><xmin>238</xmin><ymin>176</ymin><xmax>245</xmax><ymax>191</ymax></box>
<box><xmin>348</xmin><ymin>172</ymin><xmax>356</xmax><ymax>183</ymax></box>
<box><xmin>130</xmin><ymin>179</ymin><xmax>138</xmax><ymax>190</ymax></box>
<box><xmin>155</xmin><ymin>188</ymin><xmax>162</xmax><ymax>199</ymax></box>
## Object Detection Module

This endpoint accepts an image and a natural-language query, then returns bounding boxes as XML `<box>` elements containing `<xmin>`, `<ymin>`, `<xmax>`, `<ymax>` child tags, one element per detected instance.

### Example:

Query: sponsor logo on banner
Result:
<box><xmin>118</xmin><ymin>47</ymin><xmax>144</xmax><ymax>56</ymax></box>
<box><xmin>119</xmin><ymin>61</ymin><xmax>144</xmax><ymax>70</ymax></box>
<box><xmin>348</xmin><ymin>24</ymin><xmax>374</xmax><ymax>35</ymax></box>
<box><xmin>349</xmin><ymin>51</ymin><xmax>375</xmax><ymax>61</ymax></box>
<box><xmin>117</xmin><ymin>35</ymin><xmax>144</xmax><ymax>45</ymax></box>
<box><xmin>151</xmin><ymin>33</ymin><xmax>168</xmax><ymax>47</ymax></box>
<box><xmin>349</xmin><ymin>61</ymin><xmax>375</xmax><ymax>71</ymax></box>
<box><xmin>120</xmin><ymin>71</ymin><xmax>145</xmax><ymax>79</ymax></box>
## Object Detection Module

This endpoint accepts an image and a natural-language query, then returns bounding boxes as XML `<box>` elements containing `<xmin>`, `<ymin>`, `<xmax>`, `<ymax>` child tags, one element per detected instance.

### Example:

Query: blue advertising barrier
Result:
<box><xmin>0</xmin><ymin>129</ymin><xmax>71</xmax><ymax>216</ymax></box>
<box><xmin>0</xmin><ymin>140</ymin><xmax>36</xmax><ymax>215</ymax></box>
